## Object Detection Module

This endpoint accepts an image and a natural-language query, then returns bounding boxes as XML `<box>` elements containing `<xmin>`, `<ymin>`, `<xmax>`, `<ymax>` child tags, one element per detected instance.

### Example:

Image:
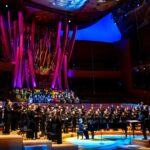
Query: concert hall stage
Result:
<box><xmin>0</xmin><ymin>103</ymin><xmax>149</xmax><ymax>150</ymax></box>
<box><xmin>0</xmin><ymin>132</ymin><xmax>149</xmax><ymax>150</ymax></box>
<box><xmin>65</xmin><ymin>135</ymin><xmax>150</xmax><ymax>150</ymax></box>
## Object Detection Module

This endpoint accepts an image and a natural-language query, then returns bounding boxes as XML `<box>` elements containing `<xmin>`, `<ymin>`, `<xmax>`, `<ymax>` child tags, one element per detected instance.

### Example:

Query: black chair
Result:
<box><xmin>77</xmin><ymin>130</ymin><xmax>83</xmax><ymax>139</ymax></box>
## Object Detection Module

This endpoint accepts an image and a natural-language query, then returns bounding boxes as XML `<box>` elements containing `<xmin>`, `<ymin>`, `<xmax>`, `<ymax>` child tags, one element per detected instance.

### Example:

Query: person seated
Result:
<box><xmin>78</xmin><ymin>118</ymin><xmax>89</xmax><ymax>139</ymax></box>
<box><xmin>46</xmin><ymin>94</ymin><xmax>52</xmax><ymax>103</ymax></box>
<box><xmin>74</xmin><ymin>97</ymin><xmax>80</xmax><ymax>103</ymax></box>
<box><xmin>53</xmin><ymin>94</ymin><xmax>60</xmax><ymax>103</ymax></box>
<box><xmin>28</xmin><ymin>94</ymin><xmax>33</xmax><ymax>104</ymax></box>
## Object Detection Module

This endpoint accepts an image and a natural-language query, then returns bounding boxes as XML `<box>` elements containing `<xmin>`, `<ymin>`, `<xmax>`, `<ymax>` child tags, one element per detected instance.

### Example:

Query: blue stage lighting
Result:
<box><xmin>24</xmin><ymin>145</ymin><xmax>47</xmax><ymax>150</ymax></box>
<box><xmin>65</xmin><ymin>135</ymin><xmax>146</xmax><ymax>150</ymax></box>
<box><xmin>75</xmin><ymin>13</ymin><xmax>122</xmax><ymax>43</ymax></box>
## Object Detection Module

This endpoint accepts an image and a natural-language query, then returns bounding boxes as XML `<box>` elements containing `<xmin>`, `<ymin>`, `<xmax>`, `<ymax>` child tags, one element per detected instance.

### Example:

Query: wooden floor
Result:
<box><xmin>133</xmin><ymin>139</ymin><xmax>150</xmax><ymax>147</ymax></box>
<box><xmin>52</xmin><ymin>142</ymin><xmax>78</xmax><ymax>150</ymax></box>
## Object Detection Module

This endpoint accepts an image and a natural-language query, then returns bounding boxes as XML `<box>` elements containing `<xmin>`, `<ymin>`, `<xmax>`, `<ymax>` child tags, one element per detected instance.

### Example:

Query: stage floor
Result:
<box><xmin>65</xmin><ymin>135</ymin><xmax>150</xmax><ymax>150</ymax></box>
<box><xmin>1</xmin><ymin>130</ymin><xmax>150</xmax><ymax>150</ymax></box>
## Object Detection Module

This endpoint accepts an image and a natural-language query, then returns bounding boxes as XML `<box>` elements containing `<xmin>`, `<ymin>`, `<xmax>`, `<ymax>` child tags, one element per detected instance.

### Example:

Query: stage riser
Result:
<box><xmin>52</xmin><ymin>143</ymin><xmax>78</xmax><ymax>150</ymax></box>
<box><xmin>0</xmin><ymin>135</ymin><xmax>23</xmax><ymax>150</ymax></box>
<box><xmin>132</xmin><ymin>139</ymin><xmax>150</xmax><ymax>147</ymax></box>
<box><xmin>23</xmin><ymin>140</ymin><xmax>52</xmax><ymax>150</ymax></box>
<box><xmin>52</xmin><ymin>147</ymin><xmax>78</xmax><ymax>150</ymax></box>
<box><xmin>9</xmin><ymin>102</ymin><xmax>138</xmax><ymax>110</ymax></box>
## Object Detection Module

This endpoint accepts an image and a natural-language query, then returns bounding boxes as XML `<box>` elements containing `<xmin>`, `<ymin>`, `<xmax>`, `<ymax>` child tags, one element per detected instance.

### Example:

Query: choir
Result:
<box><xmin>0</xmin><ymin>100</ymin><xmax>150</xmax><ymax>141</ymax></box>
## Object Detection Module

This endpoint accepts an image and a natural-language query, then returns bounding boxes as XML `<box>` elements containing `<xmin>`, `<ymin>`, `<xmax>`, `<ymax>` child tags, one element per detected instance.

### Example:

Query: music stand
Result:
<box><xmin>127</xmin><ymin>120</ymin><xmax>140</xmax><ymax>144</ymax></box>
<box><xmin>99</xmin><ymin>128</ymin><xmax>104</xmax><ymax>145</ymax></box>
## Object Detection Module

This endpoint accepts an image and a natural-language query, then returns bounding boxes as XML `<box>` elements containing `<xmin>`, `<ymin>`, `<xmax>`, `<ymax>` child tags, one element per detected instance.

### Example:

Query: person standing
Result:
<box><xmin>78</xmin><ymin>118</ymin><xmax>89</xmax><ymax>139</ymax></box>
<box><xmin>138</xmin><ymin>105</ymin><xmax>149</xmax><ymax>139</ymax></box>
<box><xmin>4</xmin><ymin>99</ymin><xmax>12</xmax><ymax>134</ymax></box>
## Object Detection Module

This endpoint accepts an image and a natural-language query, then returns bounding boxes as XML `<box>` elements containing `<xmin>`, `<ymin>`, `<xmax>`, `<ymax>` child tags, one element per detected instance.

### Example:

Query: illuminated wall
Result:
<box><xmin>75</xmin><ymin>13</ymin><xmax>122</xmax><ymax>43</ymax></box>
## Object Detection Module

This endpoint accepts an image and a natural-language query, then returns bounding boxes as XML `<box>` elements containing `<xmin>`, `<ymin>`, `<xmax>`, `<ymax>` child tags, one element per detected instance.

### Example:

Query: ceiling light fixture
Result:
<box><xmin>97</xmin><ymin>0</ymin><xmax>106</xmax><ymax>3</ymax></box>
<box><xmin>49</xmin><ymin>0</ymin><xmax>87</xmax><ymax>11</ymax></box>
